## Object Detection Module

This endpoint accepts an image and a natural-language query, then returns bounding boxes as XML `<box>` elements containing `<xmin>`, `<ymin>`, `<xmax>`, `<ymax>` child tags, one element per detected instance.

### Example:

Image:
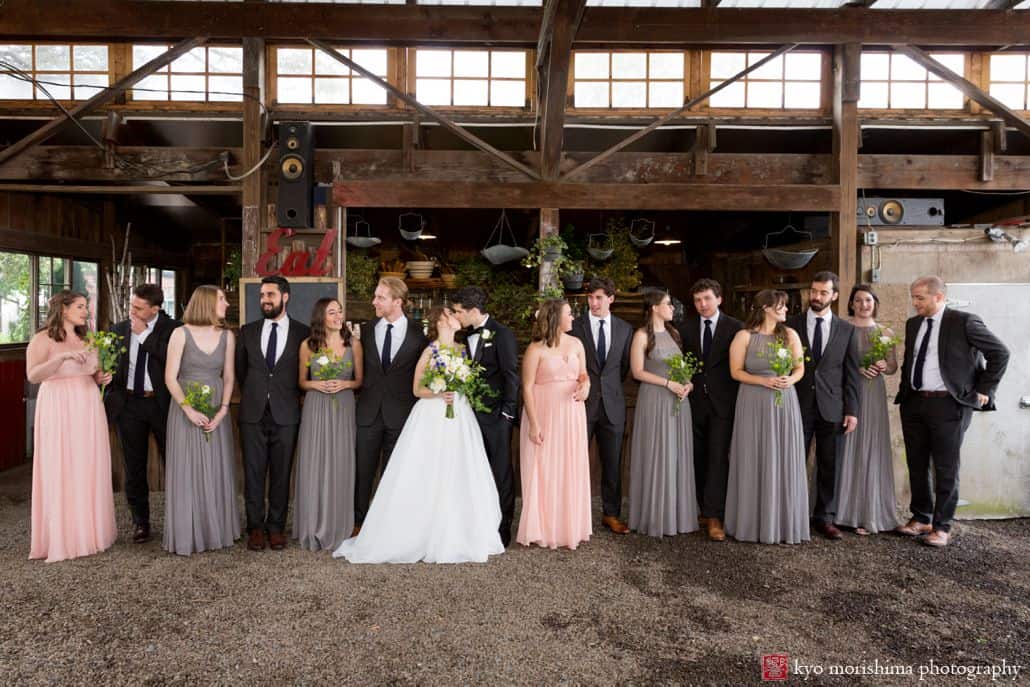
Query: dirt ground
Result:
<box><xmin>1</xmin><ymin>478</ymin><xmax>1027</xmax><ymax>686</ymax></box>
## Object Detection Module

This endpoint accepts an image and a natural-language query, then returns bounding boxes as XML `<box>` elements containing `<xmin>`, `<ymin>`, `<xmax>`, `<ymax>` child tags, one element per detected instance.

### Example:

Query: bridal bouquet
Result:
<box><xmin>761</xmin><ymin>337</ymin><xmax>805</xmax><ymax>407</ymax></box>
<box><xmin>85</xmin><ymin>330</ymin><xmax>126</xmax><ymax>398</ymax></box>
<box><xmin>860</xmin><ymin>327</ymin><xmax>900</xmax><ymax>372</ymax></box>
<box><xmin>664</xmin><ymin>351</ymin><xmax>702</xmax><ymax>415</ymax></box>
<box><xmin>307</xmin><ymin>346</ymin><xmax>353</xmax><ymax>408</ymax></box>
<box><xmin>421</xmin><ymin>344</ymin><xmax>495</xmax><ymax>419</ymax></box>
<box><xmin>181</xmin><ymin>381</ymin><xmax>219</xmax><ymax>442</ymax></box>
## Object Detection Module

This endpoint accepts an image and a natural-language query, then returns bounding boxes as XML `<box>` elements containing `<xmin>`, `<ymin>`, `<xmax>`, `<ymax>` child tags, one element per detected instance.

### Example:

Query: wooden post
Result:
<box><xmin>539</xmin><ymin>208</ymin><xmax>560</xmax><ymax>293</ymax></box>
<box><xmin>241</xmin><ymin>36</ymin><xmax>265</xmax><ymax>279</ymax></box>
<box><xmin>832</xmin><ymin>43</ymin><xmax>860</xmax><ymax>314</ymax></box>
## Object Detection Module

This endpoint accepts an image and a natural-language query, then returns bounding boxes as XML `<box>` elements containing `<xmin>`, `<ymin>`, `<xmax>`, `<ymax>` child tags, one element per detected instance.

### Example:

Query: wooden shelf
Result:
<box><xmin>733</xmin><ymin>283</ymin><xmax>807</xmax><ymax>292</ymax></box>
<box><xmin>404</xmin><ymin>277</ymin><xmax>458</xmax><ymax>290</ymax></box>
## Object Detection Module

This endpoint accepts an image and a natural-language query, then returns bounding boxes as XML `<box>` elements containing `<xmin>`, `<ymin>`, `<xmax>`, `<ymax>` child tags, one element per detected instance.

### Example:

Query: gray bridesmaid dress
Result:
<box><xmin>163</xmin><ymin>328</ymin><xmax>241</xmax><ymax>556</ymax></box>
<box><xmin>292</xmin><ymin>346</ymin><xmax>356</xmax><ymax>551</ymax></box>
<box><xmin>629</xmin><ymin>329</ymin><xmax>699</xmax><ymax>537</ymax></box>
<box><xmin>724</xmin><ymin>331</ymin><xmax>810</xmax><ymax>544</ymax></box>
<box><xmin>834</xmin><ymin>325</ymin><xmax>900</xmax><ymax>533</ymax></box>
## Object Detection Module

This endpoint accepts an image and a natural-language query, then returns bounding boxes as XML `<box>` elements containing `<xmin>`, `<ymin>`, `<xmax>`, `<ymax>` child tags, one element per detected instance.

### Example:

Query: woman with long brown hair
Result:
<box><xmin>293</xmin><ymin>298</ymin><xmax>363</xmax><ymax>551</ymax></box>
<box><xmin>517</xmin><ymin>298</ymin><xmax>592</xmax><ymax>550</ymax></box>
<box><xmin>627</xmin><ymin>289</ymin><xmax>699</xmax><ymax>537</ymax></box>
<box><xmin>26</xmin><ymin>290</ymin><xmax>117</xmax><ymax>562</ymax></box>
<box><xmin>163</xmin><ymin>285</ymin><xmax>239</xmax><ymax>555</ymax></box>
<box><xmin>724</xmin><ymin>289</ymin><xmax>809</xmax><ymax>544</ymax></box>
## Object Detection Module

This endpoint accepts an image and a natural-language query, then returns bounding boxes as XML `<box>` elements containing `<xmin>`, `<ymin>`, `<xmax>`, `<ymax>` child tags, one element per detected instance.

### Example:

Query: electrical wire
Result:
<box><xmin>224</xmin><ymin>143</ymin><xmax>275</xmax><ymax>181</ymax></box>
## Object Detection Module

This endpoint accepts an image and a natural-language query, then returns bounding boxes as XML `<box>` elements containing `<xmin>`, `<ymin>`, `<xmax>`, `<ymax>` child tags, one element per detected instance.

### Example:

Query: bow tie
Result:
<box><xmin>468</xmin><ymin>326</ymin><xmax>486</xmax><ymax>335</ymax></box>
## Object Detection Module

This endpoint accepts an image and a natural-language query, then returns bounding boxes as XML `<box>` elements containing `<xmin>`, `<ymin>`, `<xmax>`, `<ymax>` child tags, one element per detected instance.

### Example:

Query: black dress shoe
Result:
<box><xmin>500</xmin><ymin>530</ymin><xmax>512</xmax><ymax>548</ymax></box>
<box><xmin>133</xmin><ymin>524</ymin><xmax>152</xmax><ymax>544</ymax></box>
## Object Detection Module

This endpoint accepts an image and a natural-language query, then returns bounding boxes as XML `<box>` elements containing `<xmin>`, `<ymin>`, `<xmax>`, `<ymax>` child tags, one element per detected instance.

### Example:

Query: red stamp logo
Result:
<box><xmin>762</xmin><ymin>654</ymin><xmax>789</xmax><ymax>681</ymax></box>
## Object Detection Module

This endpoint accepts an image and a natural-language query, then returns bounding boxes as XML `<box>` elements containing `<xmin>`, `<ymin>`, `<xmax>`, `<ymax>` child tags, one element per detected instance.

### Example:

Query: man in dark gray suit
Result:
<box><xmin>895</xmin><ymin>276</ymin><xmax>1009</xmax><ymax>548</ymax></box>
<box><xmin>570</xmin><ymin>276</ymin><xmax>633</xmax><ymax>534</ymax></box>
<box><xmin>236</xmin><ymin>275</ymin><xmax>310</xmax><ymax>551</ymax></box>
<box><xmin>788</xmin><ymin>271</ymin><xmax>861</xmax><ymax>541</ymax></box>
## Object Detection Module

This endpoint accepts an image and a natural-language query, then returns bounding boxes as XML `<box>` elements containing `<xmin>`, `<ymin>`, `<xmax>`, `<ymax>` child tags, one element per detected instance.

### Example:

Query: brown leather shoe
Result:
<box><xmin>697</xmin><ymin>516</ymin><xmax>710</xmax><ymax>528</ymax></box>
<box><xmin>602</xmin><ymin>515</ymin><xmax>630</xmax><ymax>535</ymax></box>
<box><xmin>706</xmin><ymin>518</ymin><xmax>726</xmax><ymax>542</ymax></box>
<box><xmin>132</xmin><ymin>524</ymin><xmax>152</xmax><ymax>544</ymax></box>
<box><xmin>268</xmin><ymin>532</ymin><xmax>287</xmax><ymax>550</ymax></box>
<box><xmin>923</xmin><ymin>529</ymin><xmax>951</xmax><ymax>547</ymax></box>
<box><xmin>247</xmin><ymin>529</ymin><xmax>266</xmax><ymax>551</ymax></box>
<box><xmin>813</xmin><ymin>521</ymin><xmax>844</xmax><ymax>540</ymax></box>
<box><xmin>895</xmin><ymin>519</ymin><xmax>933</xmax><ymax>537</ymax></box>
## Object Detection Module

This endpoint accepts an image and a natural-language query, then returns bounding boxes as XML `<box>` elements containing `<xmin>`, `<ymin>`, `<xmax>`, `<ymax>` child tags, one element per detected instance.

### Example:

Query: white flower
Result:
<box><xmin>481</xmin><ymin>329</ymin><xmax>494</xmax><ymax>341</ymax></box>
<box><xmin>879</xmin><ymin>336</ymin><xmax>893</xmax><ymax>345</ymax></box>
<box><xmin>429</xmin><ymin>377</ymin><xmax>447</xmax><ymax>393</ymax></box>
<box><xmin>455</xmin><ymin>365</ymin><xmax>471</xmax><ymax>381</ymax></box>
<box><xmin>776</xmin><ymin>348</ymin><xmax>790</xmax><ymax>359</ymax></box>
<box><xmin>316</xmin><ymin>355</ymin><xmax>330</xmax><ymax>366</ymax></box>
<box><xmin>201</xmin><ymin>385</ymin><xmax>211</xmax><ymax>394</ymax></box>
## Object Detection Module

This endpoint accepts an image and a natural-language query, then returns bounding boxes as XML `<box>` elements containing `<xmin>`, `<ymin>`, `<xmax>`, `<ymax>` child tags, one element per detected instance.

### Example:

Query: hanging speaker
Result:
<box><xmin>276</xmin><ymin>121</ymin><xmax>314</xmax><ymax>228</ymax></box>
<box><xmin>856</xmin><ymin>198</ymin><xmax>944</xmax><ymax>226</ymax></box>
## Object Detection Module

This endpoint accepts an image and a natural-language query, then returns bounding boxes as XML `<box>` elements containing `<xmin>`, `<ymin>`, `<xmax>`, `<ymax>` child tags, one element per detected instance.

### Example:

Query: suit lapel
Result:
<box><xmin>473</xmin><ymin>319</ymin><xmax>492</xmax><ymax>364</ymax></box>
<box><xmin>395</xmin><ymin>318</ymin><xmax>422</xmax><ymax>366</ymax></box>
<box><xmin>580</xmin><ymin>315</ymin><xmax>604</xmax><ymax>370</ymax></box>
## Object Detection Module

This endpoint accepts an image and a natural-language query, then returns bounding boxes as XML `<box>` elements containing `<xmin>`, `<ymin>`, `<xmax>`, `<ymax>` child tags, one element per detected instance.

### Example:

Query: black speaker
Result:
<box><xmin>276</xmin><ymin>121</ymin><xmax>314</xmax><ymax>228</ymax></box>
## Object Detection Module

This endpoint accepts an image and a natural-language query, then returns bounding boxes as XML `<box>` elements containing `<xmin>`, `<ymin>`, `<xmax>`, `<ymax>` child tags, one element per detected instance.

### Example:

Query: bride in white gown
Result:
<box><xmin>333</xmin><ymin>306</ymin><xmax>504</xmax><ymax>564</ymax></box>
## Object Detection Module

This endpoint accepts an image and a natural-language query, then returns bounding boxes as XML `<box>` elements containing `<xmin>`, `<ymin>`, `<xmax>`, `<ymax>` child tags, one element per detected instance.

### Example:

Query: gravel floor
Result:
<box><xmin>0</xmin><ymin>486</ymin><xmax>1027</xmax><ymax>686</ymax></box>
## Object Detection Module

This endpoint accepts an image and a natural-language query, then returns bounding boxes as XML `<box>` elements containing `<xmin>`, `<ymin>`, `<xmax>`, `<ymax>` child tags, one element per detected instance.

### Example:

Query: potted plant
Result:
<box><xmin>223</xmin><ymin>248</ymin><xmax>242</xmax><ymax>292</ymax></box>
<box><xmin>560</xmin><ymin>258</ymin><xmax>585</xmax><ymax>291</ymax></box>
<box><xmin>522</xmin><ymin>234</ymin><xmax>568</xmax><ymax>268</ymax></box>
<box><xmin>346</xmin><ymin>251</ymin><xmax>378</xmax><ymax>297</ymax></box>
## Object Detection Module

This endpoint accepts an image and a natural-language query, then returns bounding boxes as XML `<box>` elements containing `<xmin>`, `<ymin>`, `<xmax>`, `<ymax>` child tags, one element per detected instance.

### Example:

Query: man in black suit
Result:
<box><xmin>570</xmin><ymin>277</ymin><xmax>633</xmax><ymax>535</ymax></box>
<box><xmin>451</xmin><ymin>286</ymin><xmax>520</xmax><ymax>547</ymax></box>
<box><xmin>895</xmin><ymin>276</ymin><xmax>1009</xmax><ymax>548</ymax></box>
<box><xmin>104</xmin><ymin>283</ymin><xmax>181</xmax><ymax>544</ymax></box>
<box><xmin>354</xmin><ymin>276</ymin><xmax>428</xmax><ymax>533</ymax></box>
<box><xmin>788</xmin><ymin>271</ymin><xmax>861</xmax><ymax>541</ymax></box>
<box><xmin>236</xmin><ymin>275</ymin><xmax>310</xmax><ymax>551</ymax></box>
<box><xmin>677</xmin><ymin>278</ymin><xmax>742</xmax><ymax>542</ymax></box>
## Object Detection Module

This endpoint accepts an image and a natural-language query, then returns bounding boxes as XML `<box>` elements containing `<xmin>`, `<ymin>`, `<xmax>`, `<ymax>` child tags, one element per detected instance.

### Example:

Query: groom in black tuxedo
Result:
<box><xmin>236</xmin><ymin>276</ymin><xmax>310</xmax><ymax>551</ymax></box>
<box><xmin>451</xmin><ymin>286</ymin><xmax>520</xmax><ymax>548</ymax></box>
<box><xmin>354</xmin><ymin>276</ymin><xmax>428</xmax><ymax>532</ymax></box>
<box><xmin>787</xmin><ymin>271</ymin><xmax>861</xmax><ymax>541</ymax></box>
<box><xmin>104</xmin><ymin>283</ymin><xmax>181</xmax><ymax>544</ymax></box>
<box><xmin>570</xmin><ymin>276</ymin><xmax>633</xmax><ymax>535</ymax></box>
<box><xmin>895</xmin><ymin>276</ymin><xmax>1009</xmax><ymax>548</ymax></box>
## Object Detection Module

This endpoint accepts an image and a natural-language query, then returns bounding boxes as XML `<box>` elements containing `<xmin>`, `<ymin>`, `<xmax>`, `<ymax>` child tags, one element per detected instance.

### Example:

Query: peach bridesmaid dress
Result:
<box><xmin>30</xmin><ymin>346</ymin><xmax>117</xmax><ymax>562</ymax></box>
<box><xmin>517</xmin><ymin>351</ymin><xmax>592</xmax><ymax>550</ymax></box>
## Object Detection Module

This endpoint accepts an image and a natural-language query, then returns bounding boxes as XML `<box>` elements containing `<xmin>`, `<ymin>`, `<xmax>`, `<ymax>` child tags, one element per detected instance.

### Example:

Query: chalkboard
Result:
<box><xmin>239</xmin><ymin>277</ymin><xmax>344</xmax><ymax>327</ymax></box>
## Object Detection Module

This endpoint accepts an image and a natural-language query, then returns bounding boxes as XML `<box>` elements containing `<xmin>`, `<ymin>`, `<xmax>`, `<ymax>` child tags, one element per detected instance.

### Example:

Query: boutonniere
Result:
<box><xmin>480</xmin><ymin>329</ymin><xmax>495</xmax><ymax>342</ymax></box>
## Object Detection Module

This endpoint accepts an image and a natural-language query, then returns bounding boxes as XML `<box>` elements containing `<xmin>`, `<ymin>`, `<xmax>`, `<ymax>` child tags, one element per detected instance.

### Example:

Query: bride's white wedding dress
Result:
<box><xmin>332</xmin><ymin>393</ymin><xmax>504</xmax><ymax>564</ymax></box>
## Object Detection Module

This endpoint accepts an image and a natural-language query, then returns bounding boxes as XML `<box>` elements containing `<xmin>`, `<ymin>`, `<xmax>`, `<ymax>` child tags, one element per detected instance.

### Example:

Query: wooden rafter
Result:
<box><xmin>538</xmin><ymin>0</ymin><xmax>587</xmax><ymax>179</ymax></box>
<box><xmin>307</xmin><ymin>40</ymin><xmax>541</xmax><ymax>181</ymax></box>
<box><xmin>0</xmin><ymin>37</ymin><xmax>208</xmax><ymax>167</ymax></box>
<box><xmin>982</xmin><ymin>0</ymin><xmax>1023</xmax><ymax>9</ymax></box>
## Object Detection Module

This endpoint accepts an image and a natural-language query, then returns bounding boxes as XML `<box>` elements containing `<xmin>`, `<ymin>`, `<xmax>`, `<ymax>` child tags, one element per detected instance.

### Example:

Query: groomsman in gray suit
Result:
<box><xmin>571</xmin><ymin>276</ymin><xmax>633</xmax><ymax>534</ymax></box>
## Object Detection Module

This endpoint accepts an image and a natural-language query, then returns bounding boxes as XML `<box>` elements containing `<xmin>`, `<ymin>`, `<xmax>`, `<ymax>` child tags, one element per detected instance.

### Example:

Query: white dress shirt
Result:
<box><xmin>467</xmin><ymin>314</ymin><xmax>490</xmax><ymax>359</ymax></box>
<box><xmin>375</xmin><ymin>313</ymin><xmax>408</xmax><ymax>362</ymax></box>
<box><xmin>911</xmin><ymin>306</ymin><xmax>947</xmax><ymax>392</ymax></box>
<box><xmin>260</xmin><ymin>315</ymin><xmax>290</xmax><ymax>366</ymax></box>
<box><xmin>806</xmin><ymin>309</ymin><xmax>833</xmax><ymax>357</ymax></box>
<box><xmin>588</xmin><ymin>312</ymin><xmax>612</xmax><ymax>359</ymax></box>
<box><xmin>127</xmin><ymin>314</ymin><xmax>158</xmax><ymax>393</ymax></box>
<box><xmin>699</xmin><ymin>310</ymin><xmax>721</xmax><ymax>356</ymax></box>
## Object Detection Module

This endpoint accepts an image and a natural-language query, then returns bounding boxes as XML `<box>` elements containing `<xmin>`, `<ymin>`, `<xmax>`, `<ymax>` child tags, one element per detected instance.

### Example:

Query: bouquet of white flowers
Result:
<box><xmin>307</xmin><ymin>346</ymin><xmax>353</xmax><ymax>408</ymax></box>
<box><xmin>759</xmin><ymin>337</ymin><xmax>806</xmax><ymax>407</ymax></box>
<box><xmin>420</xmin><ymin>344</ymin><xmax>495</xmax><ymax>418</ymax></box>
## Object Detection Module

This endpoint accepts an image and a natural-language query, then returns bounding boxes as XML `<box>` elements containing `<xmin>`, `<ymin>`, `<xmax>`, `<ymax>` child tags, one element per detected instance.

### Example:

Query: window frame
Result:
<box><xmin>986</xmin><ymin>51</ymin><xmax>1030</xmax><ymax>113</ymax></box>
<box><xmin>407</xmin><ymin>48</ymin><xmax>534</xmax><ymax>111</ymax></box>
<box><xmin>569</xmin><ymin>49</ymin><xmax>690</xmax><ymax>113</ymax></box>
<box><xmin>127</xmin><ymin>43</ymin><xmax>246</xmax><ymax>106</ymax></box>
<box><xmin>0</xmin><ymin>41</ymin><xmax>113</xmax><ymax>103</ymax></box>
<box><xmin>269</xmin><ymin>43</ymin><xmax>397</xmax><ymax>111</ymax></box>
<box><xmin>857</xmin><ymin>50</ymin><xmax>970</xmax><ymax>114</ymax></box>
<box><xmin>703</xmin><ymin>48</ymin><xmax>829</xmax><ymax>113</ymax></box>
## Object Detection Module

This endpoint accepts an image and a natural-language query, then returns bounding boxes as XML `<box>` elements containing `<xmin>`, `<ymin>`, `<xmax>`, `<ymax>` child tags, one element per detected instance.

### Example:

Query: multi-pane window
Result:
<box><xmin>414</xmin><ymin>50</ymin><xmax>527</xmax><ymax>107</ymax></box>
<box><xmin>859</xmin><ymin>52</ymin><xmax>965</xmax><ymax>110</ymax></box>
<box><xmin>0</xmin><ymin>251</ymin><xmax>31</xmax><ymax>344</ymax></box>
<box><xmin>143</xmin><ymin>268</ymin><xmax>177</xmax><ymax>317</ymax></box>
<box><xmin>73</xmin><ymin>261</ymin><xmax>100</xmax><ymax>331</ymax></box>
<box><xmin>132</xmin><ymin>45</ymin><xmax>243</xmax><ymax>102</ymax></box>
<box><xmin>276</xmin><ymin>46</ymin><xmax>389</xmax><ymax>105</ymax></box>
<box><xmin>37</xmin><ymin>256</ymin><xmax>70</xmax><ymax>330</ymax></box>
<box><xmin>708</xmin><ymin>51</ymin><xmax>822</xmax><ymax>109</ymax></box>
<box><xmin>573</xmin><ymin>52</ymin><xmax>684</xmax><ymax>109</ymax></box>
<box><xmin>989</xmin><ymin>53</ymin><xmax>1030</xmax><ymax>111</ymax></box>
<box><xmin>0</xmin><ymin>44</ymin><xmax>108</xmax><ymax>101</ymax></box>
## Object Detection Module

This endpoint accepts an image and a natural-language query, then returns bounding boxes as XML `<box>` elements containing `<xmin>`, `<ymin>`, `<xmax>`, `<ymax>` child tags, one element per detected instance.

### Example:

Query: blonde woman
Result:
<box><xmin>163</xmin><ymin>285</ymin><xmax>240</xmax><ymax>555</ymax></box>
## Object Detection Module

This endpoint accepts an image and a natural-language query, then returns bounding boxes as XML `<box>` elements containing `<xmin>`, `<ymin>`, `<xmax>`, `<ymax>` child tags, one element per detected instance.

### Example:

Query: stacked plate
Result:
<box><xmin>406</xmin><ymin>260</ymin><xmax>436</xmax><ymax>279</ymax></box>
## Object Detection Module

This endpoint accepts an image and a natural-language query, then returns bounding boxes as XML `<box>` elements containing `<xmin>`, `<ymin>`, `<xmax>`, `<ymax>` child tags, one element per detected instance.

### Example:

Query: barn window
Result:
<box><xmin>132</xmin><ymin>44</ymin><xmax>244</xmax><ymax>102</ymax></box>
<box><xmin>572</xmin><ymin>52</ymin><xmax>686</xmax><ymax>109</ymax></box>
<box><xmin>989</xmin><ymin>53</ymin><xmax>1030</xmax><ymax>111</ymax></box>
<box><xmin>413</xmin><ymin>50</ymin><xmax>528</xmax><ymax>108</ymax></box>
<box><xmin>275</xmin><ymin>46</ymin><xmax>389</xmax><ymax>105</ymax></box>
<box><xmin>0</xmin><ymin>43</ymin><xmax>109</xmax><ymax>101</ymax></box>
<box><xmin>858</xmin><ymin>51</ymin><xmax>966</xmax><ymax>110</ymax></box>
<box><xmin>708</xmin><ymin>51</ymin><xmax>823</xmax><ymax>109</ymax></box>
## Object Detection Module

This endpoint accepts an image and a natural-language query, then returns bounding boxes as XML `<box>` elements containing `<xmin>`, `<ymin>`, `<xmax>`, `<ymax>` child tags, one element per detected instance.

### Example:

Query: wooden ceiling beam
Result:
<box><xmin>538</xmin><ymin>0</ymin><xmax>587</xmax><ymax>179</ymax></box>
<box><xmin>2</xmin><ymin>2</ymin><xmax>1030</xmax><ymax>46</ymax></box>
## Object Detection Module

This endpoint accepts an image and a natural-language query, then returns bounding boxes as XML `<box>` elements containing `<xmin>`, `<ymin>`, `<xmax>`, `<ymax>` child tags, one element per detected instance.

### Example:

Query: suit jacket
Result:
<box><xmin>570</xmin><ymin>313</ymin><xmax>632</xmax><ymax>426</ymax></box>
<box><xmin>356</xmin><ymin>316</ymin><xmax>428</xmax><ymax>429</ymax></box>
<box><xmin>788</xmin><ymin>312</ymin><xmax>861</xmax><ymax>424</ymax></box>
<box><xmin>104</xmin><ymin>311</ymin><xmax>182</xmax><ymax>423</ymax></box>
<box><xmin>677</xmin><ymin>312</ymin><xmax>743</xmax><ymax>419</ymax></box>
<box><xmin>469</xmin><ymin>316</ymin><xmax>520</xmax><ymax>423</ymax></box>
<box><xmin>895</xmin><ymin>307</ymin><xmax>1009</xmax><ymax>411</ymax></box>
<box><xmin>235</xmin><ymin>317</ymin><xmax>310</xmax><ymax>425</ymax></box>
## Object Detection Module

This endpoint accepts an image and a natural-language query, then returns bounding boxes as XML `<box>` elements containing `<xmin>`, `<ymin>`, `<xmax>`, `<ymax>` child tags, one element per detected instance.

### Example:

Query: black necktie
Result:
<box><xmin>265</xmin><ymin>322</ymin><xmax>278</xmax><ymax>371</ymax></box>
<box><xmin>702</xmin><ymin>319</ymin><xmax>713</xmax><ymax>362</ymax></box>
<box><xmin>133</xmin><ymin>343</ymin><xmax>148</xmax><ymax>396</ymax></box>
<box><xmin>812</xmin><ymin>317</ymin><xmax>824</xmax><ymax>366</ymax></box>
<box><xmin>382</xmin><ymin>323</ymin><xmax>393</xmax><ymax>370</ymax></box>
<box><xmin>597</xmin><ymin>320</ymin><xmax>607</xmax><ymax>368</ymax></box>
<box><xmin>913</xmin><ymin>318</ymin><xmax>933</xmax><ymax>390</ymax></box>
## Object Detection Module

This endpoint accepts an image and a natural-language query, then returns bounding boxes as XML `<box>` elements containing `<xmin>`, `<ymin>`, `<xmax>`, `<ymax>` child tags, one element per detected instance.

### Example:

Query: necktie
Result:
<box><xmin>265</xmin><ymin>322</ymin><xmax>278</xmax><ymax>371</ymax></box>
<box><xmin>702</xmin><ymin>319</ymin><xmax>713</xmax><ymax>362</ymax></box>
<box><xmin>812</xmin><ymin>317</ymin><xmax>824</xmax><ymax>366</ymax></box>
<box><xmin>382</xmin><ymin>323</ymin><xmax>393</xmax><ymax>370</ymax></box>
<box><xmin>133</xmin><ymin>344</ymin><xmax>148</xmax><ymax>396</ymax></box>
<box><xmin>913</xmin><ymin>318</ymin><xmax>933</xmax><ymax>390</ymax></box>
<box><xmin>469</xmin><ymin>326</ymin><xmax>484</xmax><ymax>358</ymax></box>
<box><xmin>597</xmin><ymin>320</ymin><xmax>607</xmax><ymax>368</ymax></box>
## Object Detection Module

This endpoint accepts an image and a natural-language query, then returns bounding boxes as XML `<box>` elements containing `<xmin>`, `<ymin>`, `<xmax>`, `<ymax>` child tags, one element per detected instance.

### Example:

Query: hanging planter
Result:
<box><xmin>561</xmin><ymin>260</ymin><xmax>585</xmax><ymax>291</ymax></box>
<box><xmin>346</xmin><ymin>216</ymin><xmax>381</xmax><ymax>248</ymax></box>
<box><xmin>761</xmin><ymin>222</ymin><xmax>818</xmax><ymax>270</ymax></box>
<box><xmin>629</xmin><ymin>218</ymin><xmax>655</xmax><ymax>247</ymax></box>
<box><xmin>586</xmin><ymin>233</ymin><xmax>614</xmax><ymax>260</ymax></box>
<box><xmin>398</xmin><ymin>212</ymin><xmax>425</xmax><ymax>241</ymax></box>
<box><xmin>481</xmin><ymin>209</ymin><xmax>530</xmax><ymax>265</ymax></box>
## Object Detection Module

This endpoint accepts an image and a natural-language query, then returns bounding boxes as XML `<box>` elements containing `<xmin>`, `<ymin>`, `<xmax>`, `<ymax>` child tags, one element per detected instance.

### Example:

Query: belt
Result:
<box><xmin>915</xmin><ymin>390</ymin><xmax>950</xmax><ymax>398</ymax></box>
<box><xmin>131</xmin><ymin>390</ymin><xmax>156</xmax><ymax>399</ymax></box>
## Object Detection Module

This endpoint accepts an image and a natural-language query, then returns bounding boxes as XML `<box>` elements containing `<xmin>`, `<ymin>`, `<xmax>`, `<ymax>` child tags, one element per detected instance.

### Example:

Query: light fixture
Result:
<box><xmin>985</xmin><ymin>226</ymin><xmax>1028</xmax><ymax>253</ymax></box>
<box><xmin>654</xmin><ymin>225</ymin><xmax>682</xmax><ymax>246</ymax></box>
<box><xmin>417</xmin><ymin>231</ymin><xmax>437</xmax><ymax>240</ymax></box>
